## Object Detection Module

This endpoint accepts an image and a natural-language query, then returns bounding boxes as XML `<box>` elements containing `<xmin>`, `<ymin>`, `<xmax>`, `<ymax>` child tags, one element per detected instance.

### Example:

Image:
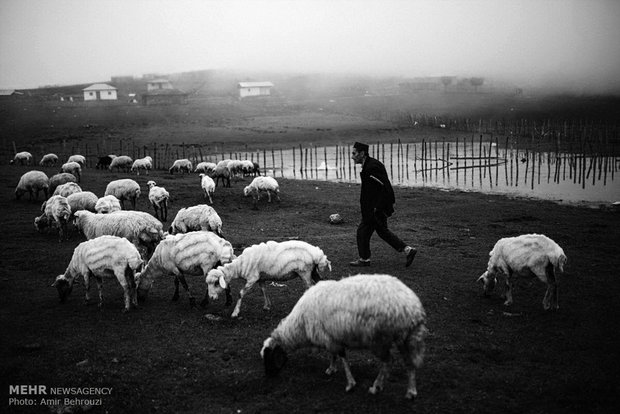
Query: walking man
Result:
<box><xmin>349</xmin><ymin>142</ymin><xmax>417</xmax><ymax>267</ymax></box>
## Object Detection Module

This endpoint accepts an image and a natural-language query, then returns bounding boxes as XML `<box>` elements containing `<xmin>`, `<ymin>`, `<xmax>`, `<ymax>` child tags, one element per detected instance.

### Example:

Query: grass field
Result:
<box><xmin>1</xmin><ymin>161</ymin><xmax>619</xmax><ymax>413</ymax></box>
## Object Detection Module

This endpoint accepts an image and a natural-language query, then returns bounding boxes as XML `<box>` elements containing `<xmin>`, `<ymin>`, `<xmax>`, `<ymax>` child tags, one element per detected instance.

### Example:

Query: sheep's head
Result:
<box><xmin>260</xmin><ymin>337</ymin><xmax>288</xmax><ymax>377</ymax></box>
<box><xmin>34</xmin><ymin>215</ymin><xmax>50</xmax><ymax>232</ymax></box>
<box><xmin>14</xmin><ymin>188</ymin><xmax>25</xmax><ymax>200</ymax></box>
<box><xmin>147</xmin><ymin>180</ymin><xmax>156</xmax><ymax>189</ymax></box>
<box><xmin>206</xmin><ymin>268</ymin><xmax>226</xmax><ymax>300</ymax></box>
<box><xmin>135</xmin><ymin>271</ymin><xmax>153</xmax><ymax>302</ymax></box>
<box><xmin>52</xmin><ymin>275</ymin><xmax>73</xmax><ymax>303</ymax></box>
<box><xmin>477</xmin><ymin>271</ymin><xmax>496</xmax><ymax>296</ymax></box>
<box><xmin>243</xmin><ymin>185</ymin><xmax>252</xmax><ymax>197</ymax></box>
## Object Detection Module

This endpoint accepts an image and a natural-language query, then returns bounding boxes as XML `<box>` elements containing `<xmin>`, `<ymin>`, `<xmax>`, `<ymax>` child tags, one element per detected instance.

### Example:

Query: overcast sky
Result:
<box><xmin>1</xmin><ymin>0</ymin><xmax>619</xmax><ymax>92</ymax></box>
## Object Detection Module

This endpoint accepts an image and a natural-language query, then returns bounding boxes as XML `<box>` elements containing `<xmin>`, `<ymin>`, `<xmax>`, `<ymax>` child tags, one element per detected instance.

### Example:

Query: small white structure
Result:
<box><xmin>238</xmin><ymin>82</ymin><xmax>274</xmax><ymax>98</ymax></box>
<box><xmin>83</xmin><ymin>84</ymin><xmax>118</xmax><ymax>101</ymax></box>
<box><xmin>147</xmin><ymin>79</ymin><xmax>173</xmax><ymax>91</ymax></box>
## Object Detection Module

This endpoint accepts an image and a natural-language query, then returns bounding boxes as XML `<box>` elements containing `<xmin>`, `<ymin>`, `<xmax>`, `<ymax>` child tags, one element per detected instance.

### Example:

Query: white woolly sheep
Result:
<box><xmin>52</xmin><ymin>235</ymin><xmax>143</xmax><ymax>312</ymax></box>
<box><xmin>147</xmin><ymin>180</ymin><xmax>170</xmax><ymax>221</ymax></box>
<box><xmin>39</xmin><ymin>153</ymin><xmax>59</xmax><ymax>167</ymax></box>
<box><xmin>73</xmin><ymin>210</ymin><xmax>164</xmax><ymax>260</ymax></box>
<box><xmin>206</xmin><ymin>240</ymin><xmax>331</xmax><ymax>318</ymax></box>
<box><xmin>211</xmin><ymin>163</ymin><xmax>231</xmax><ymax>188</ymax></box>
<box><xmin>240</xmin><ymin>160</ymin><xmax>254</xmax><ymax>176</ymax></box>
<box><xmin>108</xmin><ymin>155</ymin><xmax>133</xmax><ymax>172</ymax></box>
<box><xmin>60</xmin><ymin>161</ymin><xmax>82</xmax><ymax>182</ymax></box>
<box><xmin>10</xmin><ymin>151</ymin><xmax>33</xmax><ymax>165</ymax></box>
<box><xmin>104</xmin><ymin>179</ymin><xmax>141</xmax><ymax>210</ymax></box>
<box><xmin>15</xmin><ymin>170</ymin><xmax>49</xmax><ymax>200</ymax></box>
<box><xmin>34</xmin><ymin>195</ymin><xmax>71</xmax><ymax>241</ymax></box>
<box><xmin>243</xmin><ymin>176</ymin><xmax>280</xmax><ymax>209</ymax></box>
<box><xmin>95</xmin><ymin>195</ymin><xmax>122</xmax><ymax>214</ymax></box>
<box><xmin>49</xmin><ymin>173</ymin><xmax>77</xmax><ymax>195</ymax></box>
<box><xmin>227</xmin><ymin>159</ymin><xmax>244</xmax><ymax>177</ymax></box>
<box><xmin>168</xmin><ymin>204</ymin><xmax>223</xmax><ymax>237</ymax></box>
<box><xmin>67</xmin><ymin>154</ymin><xmax>86</xmax><ymax>167</ymax></box>
<box><xmin>260</xmin><ymin>274</ymin><xmax>427</xmax><ymax>399</ymax></box>
<box><xmin>53</xmin><ymin>182</ymin><xmax>82</xmax><ymax>197</ymax></box>
<box><xmin>477</xmin><ymin>233</ymin><xmax>567</xmax><ymax>311</ymax></box>
<box><xmin>136</xmin><ymin>231</ymin><xmax>235</xmax><ymax>308</ymax></box>
<box><xmin>131</xmin><ymin>156</ymin><xmax>153</xmax><ymax>175</ymax></box>
<box><xmin>66</xmin><ymin>191</ymin><xmax>98</xmax><ymax>214</ymax></box>
<box><xmin>194</xmin><ymin>161</ymin><xmax>216</xmax><ymax>174</ymax></box>
<box><xmin>169</xmin><ymin>158</ymin><xmax>192</xmax><ymax>175</ymax></box>
<box><xmin>199</xmin><ymin>173</ymin><xmax>215</xmax><ymax>204</ymax></box>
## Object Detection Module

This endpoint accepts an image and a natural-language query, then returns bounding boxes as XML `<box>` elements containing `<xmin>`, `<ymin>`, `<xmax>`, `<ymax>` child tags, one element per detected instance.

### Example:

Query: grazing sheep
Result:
<box><xmin>169</xmin><ymin>158</ymin><xmax>192</xmax><ymax>175</ymax></box>
<box><xmin>252</xmin><ymin>161</ymin><xmax>261</xmax><ymax>176</ymax></box>
<box><xmin>240</xmin><ymin>160</ymin><xmax>254</xmax><ymax>176</ymax></box>
<box><xmin>227</xmin><ymin>159</ymin><xmax>244</xmax><ymax>177</ymax></box>
<box><xmin>260</xmin><ymin>274</ymin><xmax>427</xmax><ymax>400</ymax></box>
<box><xmin>211</xmin><ymin>163</ymin><xmax>231</xmax><ymax>188</ymax></box>
<box><xmin>104</xmin><ymin>179</ymin><xmax>140</xmax><ymax>210</ymax></box>
<box><xmin>169</xmin><ymin>204</ymin><xmax>223</xmax><ymax>237</ymax></box>
<box><xmin>15</xmin><ymin>170</ymin><xmax>49</xmax><ymax>200</ymax></box>
<box><xmin>131</xmin><ymin>156</ymin><xmax>153</xmax><ymax>175</ymax></box>
<box><xmin>95</xmin><ymin>195</ymin><xmax>122</xmax><ymax>214</ymax></box>
<box><xmin>10</xmin><ymin>151</ymin><xmax>33</xmax><ymax>165</ymax></box>
<box><xmin>96</xmin><ymin>155</ymin><xmax>115</xmax><ymax>169</ymax></box>
<box><xmin>67</xmin><ymin>154</ymin><xmax>86</xmax><ymax>167</ymax></box>
<box><xmin>136</xmin><ymin>231</ymin><xmax>235</xmax><ymax>308</ymax></box>
<box><xmin>66</xmin><ymin>191</ymin><xmax>98</xmax><ymax>214</ymax></box>
<box><xmin>73</xmin><ymin>210</ymin><xmax>164</xmax><ymax>260</ymax></box>
<box><xmin>49</xmin><ymin>173</ymin><xmax>77</xmax><ymax>195</ymax></box>
<box><xmin>194</xmin><ymin>161</ymin><xmax>216</xmax><ymax>174</ymax></box>
<box><xmin>34</xmin><ymin>195</ymin><xmax>71</xmax><ymax>241</ymax></box>
<box><xmin>199</xmin><ymin>173</ymin><xmax>215</xmax><ymax>204</ymax></box>
<box><xmin>206</xmin><ymin>240</ymin><xmax>331</xmax><ymax>318</ymax></box>
<box><xmin>53</xmin><ymin>182</ymin><xmax>82</xmax><ymax>197</ymax></box>
<box><xmin>477</xmin><ymin>233</ymin><xmax>567</xmax><ymax>310</ymax></box>
<box><xmin>243</xmin><ymin>176</ymin><xmax>280</xmax><ymax>209</ymax></box>
<box><xmin>147</xmin><ymin>180</ymin><xmax>169</xmax><ymax>221</ymax></box>
<box><xmin>108</xmin><ymin>155</ymin><xmax>133</xmax><ymax>172</ymax></box>
<box><xmin>39</xmin><ymin>153</ymin><xmax>59</xmax><ymax>167</ymax></box>
<box><xmin>52</xmin><ymin>235</ymin><xmax>143</xmax><ymax>312</ymax></box>
<box><xmin>60</xmin><ymin>161</ymin><xmax>82</xmax><ymax>182</ymax></box>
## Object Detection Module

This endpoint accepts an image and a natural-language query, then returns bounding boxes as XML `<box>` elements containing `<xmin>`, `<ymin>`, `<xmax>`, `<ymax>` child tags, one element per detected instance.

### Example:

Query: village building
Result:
<box><xmin>142</xmin><ymin>88</ymin><xmax>189</xmax><ymax>105</ymax></box>
<box><xmin>238</xmin><ymin>81</ymin><xmax>274</xmax><ymax>98</ymax></box>
<box><xmin>82</xmin><ymin>84</ymin><xmax>118</xmax><ymax>101</ymax></box>
<box><xmin>147</xmin><ymin>78</ymin><xmax>174</xmax><ymax>91</ymax></box>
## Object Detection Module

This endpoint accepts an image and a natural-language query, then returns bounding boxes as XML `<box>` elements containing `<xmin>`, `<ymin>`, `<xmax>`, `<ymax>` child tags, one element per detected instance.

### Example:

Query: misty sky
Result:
<box><xmin>1</xmin><ymin>0</ymin><xmax>619</xmax><ymax>92</ymax></box>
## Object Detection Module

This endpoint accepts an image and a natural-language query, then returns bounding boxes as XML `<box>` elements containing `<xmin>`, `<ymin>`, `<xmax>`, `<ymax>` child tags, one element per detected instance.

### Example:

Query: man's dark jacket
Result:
<box><xmin>360</xmin><ymin>156</ymin><xmax>395</xmax><ymax>221</ymax></box>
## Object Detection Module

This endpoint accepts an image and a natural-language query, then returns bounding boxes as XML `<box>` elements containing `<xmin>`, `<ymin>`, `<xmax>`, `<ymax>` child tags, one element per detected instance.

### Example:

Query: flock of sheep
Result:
<box><xmin>10</xmin><ymin>149</ymin><xmax>568</xmax><ymax>400</ymax></box>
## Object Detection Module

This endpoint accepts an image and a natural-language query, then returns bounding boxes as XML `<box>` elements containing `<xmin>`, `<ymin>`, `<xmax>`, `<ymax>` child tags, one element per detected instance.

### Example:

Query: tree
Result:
<box><xmin>440</xmin><ymin>76</ymin><xmax>453</xmax><ymax>92</ymax></box>
<box><xmin>470</xmin><ymin>77</ymin><xmax>484</xmax><ymax>93</ymax></box>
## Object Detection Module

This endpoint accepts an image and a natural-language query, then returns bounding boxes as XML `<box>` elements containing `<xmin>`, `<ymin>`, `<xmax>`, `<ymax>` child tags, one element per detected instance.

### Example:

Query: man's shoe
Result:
<box><xmin>349</xmin><ymin>259</ymin><xmax>370</xmax><ymax>267</ymax></box>
<box><xmin>405</xmin><ymin>248</ymin><xmax>417</xmax><ymax>267</ymax></box>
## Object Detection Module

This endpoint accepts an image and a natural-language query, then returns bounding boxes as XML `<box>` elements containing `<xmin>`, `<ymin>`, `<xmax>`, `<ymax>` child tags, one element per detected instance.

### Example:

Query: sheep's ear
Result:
<box><xmin>219</xmin><ymin>275</ymin><xmax>228</xmax><ymax>289</ymax></box>
<box><xmin>476</xmin><ymin>272</ymin><xmax>488</xmax><ymax>283</ymax></box>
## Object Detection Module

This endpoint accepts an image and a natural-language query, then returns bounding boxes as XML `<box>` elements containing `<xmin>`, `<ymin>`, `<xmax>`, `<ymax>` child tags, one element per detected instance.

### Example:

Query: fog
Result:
<box><xmin>1</xmin><ymin>0</ymin><xmax>619</xmax><ymax>93</ymax></box>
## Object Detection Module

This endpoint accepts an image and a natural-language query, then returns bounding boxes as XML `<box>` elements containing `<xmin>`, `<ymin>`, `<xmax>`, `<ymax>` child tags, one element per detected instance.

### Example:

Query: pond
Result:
<box><xmin>244</xmin><ymin>142</ymin><xmax>620</xmax><ymax>207</ymax></box>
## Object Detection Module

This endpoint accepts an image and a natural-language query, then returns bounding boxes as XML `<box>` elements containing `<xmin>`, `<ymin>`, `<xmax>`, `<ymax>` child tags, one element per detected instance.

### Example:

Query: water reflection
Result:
<box><xmin>228</xmin><ymin>143</ymin><xmax>620</xmax><ymax>206</ymax></box>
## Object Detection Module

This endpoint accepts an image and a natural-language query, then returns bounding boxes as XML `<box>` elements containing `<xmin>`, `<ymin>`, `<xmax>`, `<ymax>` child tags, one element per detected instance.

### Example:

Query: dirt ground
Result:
<box><xmin>1</xmin><ymin>161</ymin><xmax>619</xmax><ymax>414</ymax></box>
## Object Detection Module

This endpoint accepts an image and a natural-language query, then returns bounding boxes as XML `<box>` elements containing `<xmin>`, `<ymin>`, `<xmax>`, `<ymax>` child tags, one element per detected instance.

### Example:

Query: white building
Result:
<box><xmin>147</xmin><ymin>79</ymin><xmax>173</xmax><ymax>91</ymax></box>
<box><xmin>238</xmin><ymin>81</ymin><xmax>274</xmax><ymax>98</ymax></box>
<box><xmin>83</xmin><ymin>84</ymin><xmax>118</xmax><ymax>101</ymax></box>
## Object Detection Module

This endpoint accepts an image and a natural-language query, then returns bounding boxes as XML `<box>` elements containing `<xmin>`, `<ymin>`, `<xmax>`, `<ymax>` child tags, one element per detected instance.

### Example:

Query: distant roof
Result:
<box><xmin>147</xmin><ymin>79</ymin><xmax>171</xmax><ymax>84</ymax></box>
<box><xmin>238</xmin><ymin>82</ymin><xmax>274</xmax><ymax>88</ymax></box>
<box><xmin>83</xmin><ymin>83</ymin><xmax>117</xmax><ymax>91</ymax></box>
<box><xmin>0</xmin><ymin>89</ymin><xmax>15</xmax><ymax>96</ymax></box>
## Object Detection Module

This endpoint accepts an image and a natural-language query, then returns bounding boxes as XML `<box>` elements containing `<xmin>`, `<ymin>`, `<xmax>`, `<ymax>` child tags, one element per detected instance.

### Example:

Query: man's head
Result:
<box><xmin>352</xmin><ymin>142</ymin><xmax>369</xmax><ymax>164</ymax></box>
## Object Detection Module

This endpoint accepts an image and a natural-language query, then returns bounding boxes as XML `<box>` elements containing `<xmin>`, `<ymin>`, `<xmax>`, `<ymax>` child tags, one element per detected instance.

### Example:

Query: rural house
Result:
<box><xmin>82</xmin><ymin>84</ymin><xmax>118</xmax><ymax>101</ymax></box>
<box><xmin>142</xmin><ymin>88</ymin><xmax>189</xmax><ymax>105</ymax></box>
<box><xmin>238</xmin><ymin>81</ymin><xmax>274</xmax><ymax>98</ymax></box>
<box><xmin>147</xmin><ymin>78</ymin><xmax>173</xmax><ymax>91</ymax></box>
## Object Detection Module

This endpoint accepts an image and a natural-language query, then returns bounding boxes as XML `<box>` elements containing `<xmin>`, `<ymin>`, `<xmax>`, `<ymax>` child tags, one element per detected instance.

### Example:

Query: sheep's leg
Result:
<box><xmin>224</xmin><ymin>287</ymin><xmax>232</xmax><ymax>306</ymax></box>
<box><xmin>399</xmin><ymin>331</ymin><xmax>424</xmax><ymax>400</ymax></box>
<box><xmin>340</xmin><ymin>352</ymin><xmax>357</xmax><ymax>392</ymax></box>
<box><xmin>325</xmin><ymin>354</ymin><xmax>339</xmax><ymax>375</ymax></box>
<box><xmin>503</xmin><ymin>270</ymin><xmax>513</xmax><ymax>306</ymax></box>
<box><xmin>95</xmin><ymin>276</ymin><xmax>104</xmax><ymax>309</ymax></box>
<box><xmin>543</xmin><ymin>263</ymin><xmax>559</xmax><ymax>310</ymax></box>
<box><xmin>131</xmin><ymin>197</ymin><xmax>136</xmax><ymax>210</ymax></box>
<box><xmin>266</xmin><ymin>191</ymin><xmax>272</xmax><ymax>202</ymax></box>
<box><xmin>84</xmin><ymin>272</ymin><xmax>92</xmax><ymax>304</ymax></box>
<box><xmin>124</xmin><ymin>266</ymin><xmax>138</xmax><ymax>310</ymax></box>
<box><xmin>369</xmin><ymin>348</ymin><xmax>391</xmax><ymax>395</ymax></box>
<box><xmin>172</xmin><ymin>277</ymin><xmax>180</xmax><ymax>301</ymax></box>
<box><xmin>208</xmin><ymin>193</ymin><xmax>213</xmax><ymax>204</ymax></box>
<box><xmin>231</xmin><ymin>281</ymin><xmax>256</xmax><ymax>318</ymax></box>
<box><xmin>162</xmin><ymin>202</ymin><xmax>168</xmax><ymax>222</ymax></box>
<box><xmin>258</xmin><ymin>281</ymin><xmax>271</xmax><ymax>310</ymax></box>
<box><xmin>177</xmin><ymin>275</ymin><xmax>196</xmax><ymax>308</ymax></box>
